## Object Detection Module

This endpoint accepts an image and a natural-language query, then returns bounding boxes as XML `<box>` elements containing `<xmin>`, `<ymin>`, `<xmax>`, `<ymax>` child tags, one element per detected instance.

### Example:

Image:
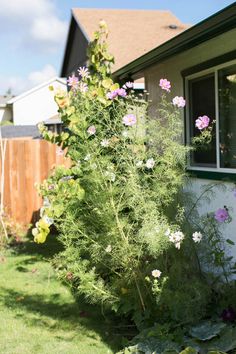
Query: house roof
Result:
<box><xmin>113</xmin><ymin>3</ymin><xmax>236</xmax><ymax>80</ymax></box>
<box><xmin>7</xmin><ymin>77</ymin><xmax>66</xmax><ymax>104</ymax></box>
<box><xmin>62</xmin><ymin>8</ymin><xmax>190</xmax><ymax>74</ymax></box>
<box><xmin>1</xmin><ymin>125</ymin><xmax>41</xmax><ymax>139</ymax></box>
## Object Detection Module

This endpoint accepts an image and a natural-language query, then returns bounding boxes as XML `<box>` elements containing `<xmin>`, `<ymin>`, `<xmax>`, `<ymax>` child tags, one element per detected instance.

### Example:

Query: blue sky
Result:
<box><xmin>0</xmin><ymin>0</ymin><xmax>234</xmax><ymax>94</ymax></box>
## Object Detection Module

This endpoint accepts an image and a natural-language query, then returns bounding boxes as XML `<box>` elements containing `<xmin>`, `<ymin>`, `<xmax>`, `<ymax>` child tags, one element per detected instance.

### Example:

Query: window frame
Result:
<box><xmin>185</xmin><ymin>58</ymin><xmax>236</xmax><ymax>175</ymax></box>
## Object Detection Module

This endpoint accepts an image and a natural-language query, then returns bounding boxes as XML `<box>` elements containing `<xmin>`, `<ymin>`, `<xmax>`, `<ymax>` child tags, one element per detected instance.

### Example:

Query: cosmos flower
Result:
<box><xmin>214</xmin><ymin>208</ymin><xmax>229</xmax><ymax>222</ymax></box>
<box><xmin>192</xmin><ymin>231</ymin><xmax>203</xmax><ymax>243</ymax></box>
<box><xmin>159</xmin><ymin>78</ymin><xmax>171</xmax><ymax>92</ymax></box>
<box><xmin>67</xmin><ymin>74</ymin><xmax>79</xmax><ymax>89</ymax></box>
<box><xmin>78</xmin><ymin>66</ymin><xmax>90</xmax><ymax>78</ymax></box>
<box><xmin>79</xmin><ymin>82</ymin><xmax>88</xmax><ymax>93</ymax></box>
<box><xmin>122</xmin><ymin>114</ymin><xmax>137</xmax><ymax>126</ymax></box>
<box><xmin>146</xmin><ymin>158</ymin><xmax>155</xmax><ymax>169</ymax></box>
<box><xmin>195</xmin><ymin>115</ymin><xmax>210</xmax><ymax>130</ymax></box>
<box><xmin>87</xmin><ymin>125</ymin><xmax>96</xmax><ymax>135</ymax></box>
<box><xmin>101</xmin><ymin>139</ymin><xmax>110</xmax><ymax>147</ymax></box>
<box><xmin>169</xmin><ymin>231</ymin><xmax>185</xmax><ymax>249</ymax></box>
<box><xmin>151</xmin><ymin>269</ymin><xmax>162</xmax><ymax>278</ymax></box>
<box><xmin>172</xmin><ymin>96</ymin><xmax>186</xmax><ymax>108</ymax></box>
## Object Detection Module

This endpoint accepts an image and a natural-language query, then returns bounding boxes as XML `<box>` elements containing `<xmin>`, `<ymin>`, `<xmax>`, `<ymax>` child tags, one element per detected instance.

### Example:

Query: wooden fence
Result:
<box><xmin>1</xmin><ymin>138</ymin><xmax>70</xmax><ymax>225</ymax></box>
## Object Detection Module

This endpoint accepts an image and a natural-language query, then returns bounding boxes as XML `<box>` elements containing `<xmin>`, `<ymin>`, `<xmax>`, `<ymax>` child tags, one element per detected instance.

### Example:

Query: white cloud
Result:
<box><xmin>30</xmin><ymin>17</ymin><xmax>67</xmax><ymax>45</ymax></box>
<box><xmin>0</xmin><ymin>0</ymin><xmax>67</xmax><ymax>51</ymax></box>
<box><xmin>0</xmin><ymin>64</ymin><xmax>58</xmax><ymax>95</ymax></box>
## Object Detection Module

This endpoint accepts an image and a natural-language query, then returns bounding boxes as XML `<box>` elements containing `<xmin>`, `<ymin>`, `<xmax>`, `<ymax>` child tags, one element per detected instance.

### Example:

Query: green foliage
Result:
<box><xmin>34</xmin><ymin>23</ymin><xmax>235</xmax><ymax>332</ymax></box>
<box><xmin>118</xmin><ymin>321</ymin><xmax>236</xmax><ymax>353</ymax></box>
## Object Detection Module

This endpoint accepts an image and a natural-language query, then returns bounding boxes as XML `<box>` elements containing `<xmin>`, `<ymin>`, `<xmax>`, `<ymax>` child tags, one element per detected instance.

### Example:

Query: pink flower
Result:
<box><xmin>159</xmin><ymin>78</ymin><xmax>171</xmax><ymax>92</ymax></box>
<box><xmin>172</xmin><ymin>96</ymin><xmax>186</xmax><ymax>108</ymax></box>
<box><xmin>87</xmin><ymin>125</ymin><xmax>96</xmax><ymax>135</ymax></box>
<box><xmin>214</xmin><ymin>208</ymin><xmax>229</xmax><ymax>222</ymax></box>
<box><xmin>195</xmin><ymin>115</ymin><xmax>210</xmax><ymax>130</ymax></box>
<box><xmin>122</xmin><ymin>114</ymin><xmax>137</xmax><ymax>126</ymax></box>
<box><xmin>106</xmin><ymin>88</ymin><xmax>127</xmax><ymax>100</ymax></box>
<box><xmin>67</xmin><ymin>74</ymin><xmax>79</xmax><ymax>89</ymax></box>
<box><xmin>117</xmin><ymin>88</ymin><xmax>127</xmax><ymax>97</ymax></box>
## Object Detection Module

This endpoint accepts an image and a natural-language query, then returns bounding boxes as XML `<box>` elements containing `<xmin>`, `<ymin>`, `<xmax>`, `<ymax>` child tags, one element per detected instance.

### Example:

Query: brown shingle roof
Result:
<box><xmin>72</xmin><ymin>8</ymin><xmax>191</xmax><ymax>72</ymax></box>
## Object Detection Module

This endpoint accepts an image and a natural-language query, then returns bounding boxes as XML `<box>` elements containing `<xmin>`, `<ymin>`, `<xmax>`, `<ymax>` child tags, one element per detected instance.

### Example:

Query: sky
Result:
<box><xmin>0</xmin><ymin>0</ymin><xmax>234</xmax><ymax>95</ymax></box>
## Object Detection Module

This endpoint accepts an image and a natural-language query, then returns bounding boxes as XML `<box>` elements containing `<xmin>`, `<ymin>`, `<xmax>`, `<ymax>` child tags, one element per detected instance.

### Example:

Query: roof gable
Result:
<box><xmin>8</xmin><ymin>77</ymin><xmax>66</xmax><ymax>104</ymax></box>
<box><xmin>68</xmin><ymin>8</ymin><xmax>190</xmax><ymax>73</ymax></box>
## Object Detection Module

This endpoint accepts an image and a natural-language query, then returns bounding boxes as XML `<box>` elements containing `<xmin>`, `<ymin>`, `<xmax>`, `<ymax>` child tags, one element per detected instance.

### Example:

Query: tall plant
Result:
<box><xmin>33</xmin><ymin>22</ymin><xmax>234</xmax><ymax>328</ymax></box>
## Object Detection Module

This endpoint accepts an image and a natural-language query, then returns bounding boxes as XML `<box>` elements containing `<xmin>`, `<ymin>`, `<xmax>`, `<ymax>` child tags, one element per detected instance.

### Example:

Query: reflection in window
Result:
<box><xmin>219</xmin><ymin>64</ymin><xmax>236</xmax><ymax>168</ymax></box>
<box><xmin>189</xmin><ymin>75</ymin><xmax>216</xmax><ymax>167</ymax></box>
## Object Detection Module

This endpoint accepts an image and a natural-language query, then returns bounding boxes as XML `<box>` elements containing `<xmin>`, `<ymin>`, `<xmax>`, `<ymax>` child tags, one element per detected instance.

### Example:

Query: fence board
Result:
<box><xmin>0</xmin><ymin>138</ymin><xmax>70</xmax><ymax>225</ymax></box>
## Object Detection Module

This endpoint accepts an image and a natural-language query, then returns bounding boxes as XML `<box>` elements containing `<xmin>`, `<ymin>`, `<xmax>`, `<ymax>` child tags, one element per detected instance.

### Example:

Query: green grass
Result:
<box><xmin>0</xmin><ymin>236</ymin><xmax>123</xmax><ymax>354</ymax></box>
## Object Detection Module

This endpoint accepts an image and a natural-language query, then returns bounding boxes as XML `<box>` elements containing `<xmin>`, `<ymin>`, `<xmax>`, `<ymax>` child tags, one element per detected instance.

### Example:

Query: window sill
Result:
<box><xmin>187</xmin><ymin>169</ymin><xmax>236</xmax><ymax>182</ymax></box>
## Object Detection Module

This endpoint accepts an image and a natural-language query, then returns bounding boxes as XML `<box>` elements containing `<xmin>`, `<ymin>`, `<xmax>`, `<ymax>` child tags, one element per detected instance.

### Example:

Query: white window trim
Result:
<box><xmin>185</xmin><ymin>58</ymin><xmax>236</xmax><ymax>174</ymax></box>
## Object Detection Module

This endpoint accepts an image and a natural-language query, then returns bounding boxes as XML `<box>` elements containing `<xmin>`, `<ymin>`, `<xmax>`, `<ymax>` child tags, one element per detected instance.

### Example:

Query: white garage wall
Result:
<box><xmin>12</xmin><ymin>79</ymin><xmax>66</xmax><ymax>126</ymax></box>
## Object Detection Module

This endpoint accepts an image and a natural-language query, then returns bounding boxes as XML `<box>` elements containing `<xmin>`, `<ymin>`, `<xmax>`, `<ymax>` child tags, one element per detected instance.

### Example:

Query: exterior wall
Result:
<box><xmin>0</xmin><ymin>106</ymin><xmax>12</xmax><ymax>123</ymax></box>
<box><xmin>12</xmin><ymin>81</ymin><xmax>66</xmax><ymax>126</ymax></box>
<box><xmin>144</xmin><ymin>28</ymin><xmax>236</xmax><ymax>257</ymax></box>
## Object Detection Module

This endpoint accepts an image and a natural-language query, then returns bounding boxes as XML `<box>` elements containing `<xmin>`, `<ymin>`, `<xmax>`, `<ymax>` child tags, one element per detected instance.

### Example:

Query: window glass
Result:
<box><xmin>218</xmin><ymin>64</ymin><xmax>236</xmax><ymax>168</ymax></box>
<box><xmin>189</xmin><ymin>74</ymin><xmax>216</xmax><ymax>167</ymax></box>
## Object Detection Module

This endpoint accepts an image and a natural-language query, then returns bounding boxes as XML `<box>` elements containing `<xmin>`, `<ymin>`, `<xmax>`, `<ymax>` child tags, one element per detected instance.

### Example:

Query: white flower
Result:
<box><xmin>105</xmin><ymin>245</ymin><xmax>112</xmax><ymax>253</ymax></box>
<box><xmin>136</xmin><ymin>160</ymin><xmax>143</xmax><ymax>168</ymax></box>
<box><xmin>77</xmin><ymin>66</ymin><xmax>90</xmax><ymax>78</ymax></box>
<box><xmin>84</xmin><ymin>154</ymin><xmax>91</xmax><ymax>161</ymax></box>
<box><xmin>192</xmin><ymin>231</ymin><xmax>203</xmax><ymax>243</ymax></box>
<box><xmin>175</xmin><ymin>242</ymin><xmax>181</xmax><ymax>250</ymax></box>
<box><xmin>79</xmin><ymin>82</ymin><xmax>88</xmax><ymax>93</ymax></box>
<box><xmin>146</xmin><ymin>158</ymin><xmax>155</xmax><ymax>169</ymax></box>
<box><xmin>169</xmin><ymin>231</ymin><xmax>185</xmax><ymax>249</ymax></box>
<box><xmin>76</xmin><ymin>160</ymin><xmax>81</xmax><ymax>167</ymax></box>
<box><xmin>101</xmin><ymin>139</ymin><xmax>110</xmax><ymax>147</ymax></box>
<box><xmin>151</xmin><ymin>269</ymin><xmax>162</xmax><ymax>278</ymax></box>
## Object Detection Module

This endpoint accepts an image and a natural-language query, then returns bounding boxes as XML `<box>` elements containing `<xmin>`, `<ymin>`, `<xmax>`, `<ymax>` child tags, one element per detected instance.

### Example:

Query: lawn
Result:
<box><xmin>0</xmin><ymin>236</ymin><xmax>122</xmax><ymax>354</ymax></box>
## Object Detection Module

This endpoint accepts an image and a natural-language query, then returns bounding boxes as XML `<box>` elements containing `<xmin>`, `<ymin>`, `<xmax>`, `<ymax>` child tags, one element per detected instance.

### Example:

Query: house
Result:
<box><xmin>113</xmin><ymin>3</ymin><xmax>236</xmax><ymax>256</ymax></box>
<box><xmin>0</xmin><ymin>95</ymin><xmax>14</xmax><ymax>124</ymax></box>
<box><xmin>2</xmin><ymin>77</ymin><xmax>66</xmax><ymax>130</ymax></box>
<box><xmin>61</xmin><ymin>8</ymin><xmax>190</xmax><ymax>85</ymax></box>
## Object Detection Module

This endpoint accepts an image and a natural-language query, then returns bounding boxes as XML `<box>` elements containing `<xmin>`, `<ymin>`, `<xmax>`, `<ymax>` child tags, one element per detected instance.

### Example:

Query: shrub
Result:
<box><xmin>33</xmin><ymin>22</ymin><xmax>234</xmax><ymax>329</ymax></box>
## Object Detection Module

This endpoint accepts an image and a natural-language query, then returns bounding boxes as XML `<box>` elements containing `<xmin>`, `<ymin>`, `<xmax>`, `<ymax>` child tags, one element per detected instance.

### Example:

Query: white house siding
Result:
<box><xmin>144</xmin><ymin>28</ymin><xmax>236</xmax><ymax>257</ymax></box>
<box><xmin>0</xmin><ymin>106</ymin><xmax>12</xmax><ymax>123</ymax></box>
<box><xmin>12</xmin><ymin>81</ymin><xmax>66</xmax><ymax>126</ymax></box>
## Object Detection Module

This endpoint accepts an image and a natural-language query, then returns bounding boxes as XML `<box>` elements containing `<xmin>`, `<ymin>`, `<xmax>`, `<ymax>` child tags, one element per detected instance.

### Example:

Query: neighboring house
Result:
<box><xmin>7</xmin><ymin>77</ymin><xmax>66</xmax><ymax>127</ymax></box>
<box><xmin>113</xmin><ymin>3</ymin><xmax>236</xmax><ymax>255</ymax></box>
<box><xmin>61</xmin><ymin>8</ymin><xmax>190</xmax><ymax>80</ymax></box>
<box><xmin>0</xmin><ymin>95</ymin><xmax>14</xmax><ymax>124</ymax></box>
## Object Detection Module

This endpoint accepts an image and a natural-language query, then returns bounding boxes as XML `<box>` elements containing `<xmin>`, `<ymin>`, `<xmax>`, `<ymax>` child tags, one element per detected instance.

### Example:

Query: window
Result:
<box><xmin>186</xmin><ymin>60</ymin><xmax>236</xmax><ymax>174</ymax></box>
